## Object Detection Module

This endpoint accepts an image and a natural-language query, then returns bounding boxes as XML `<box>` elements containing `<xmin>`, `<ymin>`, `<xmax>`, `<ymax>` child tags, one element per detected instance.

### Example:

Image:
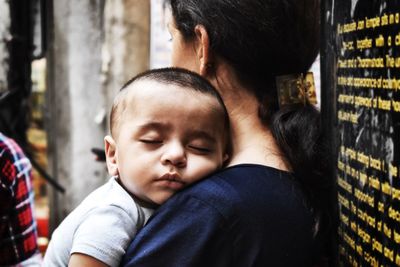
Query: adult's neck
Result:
<box><xmin>209</xmin><ymin>64</ymin><xmax>290</xmax><ymax>172</ymax></box>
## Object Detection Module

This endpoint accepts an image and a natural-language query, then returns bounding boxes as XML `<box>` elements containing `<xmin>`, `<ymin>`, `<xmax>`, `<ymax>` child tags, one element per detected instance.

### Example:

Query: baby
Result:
<box><xmin>43</xmin><ymin>67</ymin><xmax>230</xmax><ymax>266</ymax></box>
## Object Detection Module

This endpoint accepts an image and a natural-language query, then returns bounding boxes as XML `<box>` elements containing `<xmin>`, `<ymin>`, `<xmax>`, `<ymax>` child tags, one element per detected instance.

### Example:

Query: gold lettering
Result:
<box><xmin>372</xmin><ymin>238</ymin><xmax>383</xmax><ymax>253</ymax></box>
<box><xmin>378</xmin><ymin>202</ymin><xmax>385</xmax><ymax>213</ymax></box>
<box><xmin>344</xmin><ymin>232</ymin><xmax>356</xmax><ymax>250</ymax></box>
<box><xmin>338</xmin><ymin>59</ymin><xmax>347</xmax><ymax>68</ymax></box>
<box><xmin>396</xmin><ymin>32</ymin><xmax>400</xmax><ymax>46</ymax></box>
<box><xmin>354</xmin><ymin>96</ymin><xmax>373</xmax><ymax>108</ymax></box>
<box><xmin>384</xmin><ymin>246</ymin><xmax>394</xmax><ymax>262</ymax></box>
<box><xmin>390</xmin><ymin>163</ymin><xmax>398</xmax><ymax>177</ymax></box>
<box><xmin>357</xmin><ymin>56</ymin><xmax>384</xmax><ymax>68</ymax></box>
<box><xmin>357</xmin><ymin>37</ymin><xmax>372</xmax><ymax>49</ymax></box>
<box><xmin>357</xmin><ymin>225</ymin><xmax>371</xmax><ymax>244</ymax></box>
<box><xmin>338</xmin><ymin>193</ymin><xmax>350</xmax><ymax>210</ymax></box>
<box><xmin>382</xmin><ymin>182</ymin><xmax>391</xmax><ymax>196</ymax></box>
<box><xmin>389</xmin><ymin>206</ymin><xmax>400</xmax><ymax>223</ymax></box>
<box><xmin>375</xmin><ymin>34</ymin><xmax>385</xmax><ymax>47</ymax></box>
<box><xmin>393</xmin><ymin>187</ymin><xmax>400</xmax><ymax>201</ymax></box>
<box><xmin>338</xmin><ymin>160</ymin><xmax>345</xmax><ymax>171</ymax></box>
<box><xmin>384</xmin><ymin>223</ymin><xmax>392</xmax><ymax>239</ymax></box>
<box><xmin>366</xmin><ymin>16</ymin><xmax>381</xmax><ymax>29</ymax></box>
<box><xmin>394</xmin><ymin>229</ymin><xmax>400</xmax><ymax>244</ymax></box>
<box><xmin>383</xmin><ymin>77</ymin><xmax>400</xmax><ymax>90</ymax></box>
<box><xmin>338</xmin><ymin>110</ymin><xmax>359</xmax><ymax>124</ymax></box>
<box><xmin>357</xmin><ymin>152</ymin><xmax>369</xmax><ymax>167</ymax></box>
<box><xmin>359</xmin><ymin>171</ymin><xmax>367</xmax><ymax>186</ymax></box>
<box><xmin>340</xmin><ymin>212</ymin><xmax>349</xmax><ymax>226</ymax></box>
<box><xmin>386</xmin><ymin>54</ymin><xmax>395</xmax><ymax>67</ymax></box>
<box><xmin>377</xmin><ymin>220</ymin><xmax>382</xmax><ymax>232</ymax></box>
<box><xmin>369</xmin><ymin>175</ymin><xmax>381</xmax><ymax>190</ymax></box>
<box><xmin>370</xmin><ymin>156</ymin><xmax>382</xmax><ymax>171</ymax></box>
<box><xmin>338</xmin><ymin>176</ymin><xmax>352</xmax><ymax>194</ymax></box>
<box><xmin>351</xmin><ymin>201</ymin><xmax>357</xmax><ymax>214</ymax></box>
<box><xmin>390</xmin><ymin>14</ymin><xmax>395</xmax><ymax>24</ymax></box>
<box><xmin>364</xmin><ymin>251</ymin><xmax>379</xmax><ymax>267</ymax></box>
<box><xmin>378</xmin><ymin>97</ymin><xmax>391</xmax><ymax>110</ymax></box>
<box><xmin>381</xmin><ymin>14</ymin><xmax>389</xmax><ymax>26</ymax></box>
<box><xmin>357</xmin><ymin>207</ymin><xmax>375</xmax><ymax>228</ymax></box>
<box><xmin>342</xmin><ymin>41</ymin><xmax>354</xmax><ymax>51</ymax></box>
<box><xmin>337</xmin><ymin>23</ymin><xmax>343</xmax><ymax>34</ymax></box>
<box><xmin>393</xmin><ymin>100</ymin><xmax>400</xmax><ymax>112</ymax></box>
<box><xmin>338</xmin><ymin>76</ymin><xmax>347</xmax><ymax>85</ymax></box>
<box><xmin>338</xmin><ymin>94</ymin><xmax>354</xmax><ymax>104</ymax></box>
<box><xmin>358</xmin><ymin>19</ymin><xmax>365</xmax><ymax>29</ymax></box>
<box><xmin>350</xmin><ymin>221</ymin><xmax>357</xmax><ymax>232</ymax></box>
<box><xmin>346</xmin><ymin>148</ymin><xmax>357</xmax><ymax>160</ymax></box>
<box><xmin>343</xmin><ymin>21</ymin><xmax>357</xmax><ymax>33</ymax></box>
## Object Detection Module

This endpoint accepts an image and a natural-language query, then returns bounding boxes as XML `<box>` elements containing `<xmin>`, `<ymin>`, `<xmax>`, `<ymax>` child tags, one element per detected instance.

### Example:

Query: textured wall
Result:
<box><xmin>0</xmin><ymin>0</ymin><xmax>10</xmax><ymax>93</ymax></box>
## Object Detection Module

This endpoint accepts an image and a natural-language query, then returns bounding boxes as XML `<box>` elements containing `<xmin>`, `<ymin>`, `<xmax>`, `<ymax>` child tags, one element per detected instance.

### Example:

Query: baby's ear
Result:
<box><xmin>104</xmin><ymin>135</ymin><xmax>119</xmax><ymax>176</ymax></box>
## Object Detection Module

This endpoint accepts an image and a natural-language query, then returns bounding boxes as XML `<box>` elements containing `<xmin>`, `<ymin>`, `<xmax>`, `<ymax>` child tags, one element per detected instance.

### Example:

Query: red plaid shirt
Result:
<box><xmin>0</xmin><ymin>132</ymin><xmax>39</xmax><ymax>265</ymax></box>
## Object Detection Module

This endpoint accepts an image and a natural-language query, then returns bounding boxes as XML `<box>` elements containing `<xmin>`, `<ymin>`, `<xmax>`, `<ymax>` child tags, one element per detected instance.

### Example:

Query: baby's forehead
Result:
<box><xmin>115</xmin><ymin>80</ymin><xmax>226</xmax><ymax>130</ymax></box>
<box><xmin>123</xmin><ymin>79</ymin><xmax>219</xmax><ymax>105</ymax></box>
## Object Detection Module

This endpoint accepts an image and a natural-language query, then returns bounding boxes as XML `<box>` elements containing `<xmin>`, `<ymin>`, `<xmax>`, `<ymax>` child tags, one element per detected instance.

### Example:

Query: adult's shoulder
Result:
<box><xmin>148</xmin><ymin>164</ymin><xmax>316</xmax><ymax>266</ymax></box>
<box><xmin>165</xmin><ymin>164</ymin><xmax>309</xmax><ymax>221</ymax></box>
<box><xmin>181</xmin><ymin>164</ymin><xmax>303</xmax><ymax>202</ymax></box>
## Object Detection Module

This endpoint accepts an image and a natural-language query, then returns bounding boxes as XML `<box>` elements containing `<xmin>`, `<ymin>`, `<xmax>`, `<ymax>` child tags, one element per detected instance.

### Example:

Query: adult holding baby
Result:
<box><xmin>122</xmin><ymin>0</ymin><xmax>330</xmax><ymax>266</ymax></box>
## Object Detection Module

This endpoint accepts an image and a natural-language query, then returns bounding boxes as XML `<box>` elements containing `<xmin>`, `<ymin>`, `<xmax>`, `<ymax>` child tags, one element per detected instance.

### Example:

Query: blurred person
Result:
<box><xmin>43</xmin><ymin>67</ymin><xmax>230</xmax><ymax>267</ymax></box>
<box><xmin>0</xmin><ymin>132</ymin><xmax>42</xmax><ymax>266</ymax></box>
<box><xmin>122</xmin><ymin>0</ymin><xmax>331</xmax><ymax>266</ymax></box>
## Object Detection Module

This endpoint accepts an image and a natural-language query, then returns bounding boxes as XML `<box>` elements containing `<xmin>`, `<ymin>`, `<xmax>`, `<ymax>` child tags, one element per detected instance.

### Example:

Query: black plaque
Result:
<box><xmin>322</xmin><ymin>0</ymin><xmax>400</xmax><ymax>266</ymax></box>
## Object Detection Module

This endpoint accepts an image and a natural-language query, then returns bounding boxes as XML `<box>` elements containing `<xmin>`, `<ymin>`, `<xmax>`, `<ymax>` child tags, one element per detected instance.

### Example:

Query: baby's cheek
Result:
<box><xmin>194</xmin><ymin>161</ymin><xmax>220</xmax><ymax>182</ymax></box>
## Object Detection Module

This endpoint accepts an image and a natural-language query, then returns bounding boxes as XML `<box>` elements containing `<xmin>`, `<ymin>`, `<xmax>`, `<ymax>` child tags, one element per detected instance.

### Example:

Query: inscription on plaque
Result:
<box><xmin>326</xmin><ymin>1</ymin><xmax>400</xmax><ymax>266</ymax></box>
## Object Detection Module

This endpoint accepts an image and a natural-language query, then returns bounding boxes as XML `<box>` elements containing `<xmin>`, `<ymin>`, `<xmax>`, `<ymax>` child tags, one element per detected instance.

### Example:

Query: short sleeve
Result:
<box><xmin>72</xmin><ymin>205</ymin><xmax>138</xmax><ymax>266</ymax></box>
<box><xmin>121</xmin><ymin>193</ymin><xmax>234</xmax><ymax>267</ymax></box>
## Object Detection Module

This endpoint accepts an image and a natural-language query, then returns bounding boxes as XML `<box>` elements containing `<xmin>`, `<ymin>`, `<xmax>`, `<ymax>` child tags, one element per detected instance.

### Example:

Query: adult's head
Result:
<box><xmin>166</xmin><ymin>0</ymin><xmax>320</xmax><ymax>120</ymax></box>
<box><xmin>105</xmin><ymin>67</ymin><xmax>230</xmax><ymax>205</ymax></box>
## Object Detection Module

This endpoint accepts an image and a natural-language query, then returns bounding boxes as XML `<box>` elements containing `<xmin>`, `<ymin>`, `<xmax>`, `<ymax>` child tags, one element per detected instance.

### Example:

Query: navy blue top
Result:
<box><xmin>121</xmin><ymin>164</ymin><xmax>317</xmax><ymax>267</ymax></box>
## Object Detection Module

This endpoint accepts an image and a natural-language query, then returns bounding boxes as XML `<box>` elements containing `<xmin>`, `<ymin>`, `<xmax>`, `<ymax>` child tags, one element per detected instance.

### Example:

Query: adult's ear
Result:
<box><xmin>104</xmin><ymin>135</ymin><xmax>119</xmax><ymax>176</ymax></box>
<box><xmin>194</xmin><ymin>25</ymin><xmax>213</xmax><ymax>76</ymax></box>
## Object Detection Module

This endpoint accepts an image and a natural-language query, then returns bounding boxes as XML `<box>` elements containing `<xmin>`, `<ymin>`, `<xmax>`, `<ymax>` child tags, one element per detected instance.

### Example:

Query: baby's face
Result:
<box><xmin>110</xmin><ymin>81</ymin><xmax>227</xmax><ymax>205</ymax></box>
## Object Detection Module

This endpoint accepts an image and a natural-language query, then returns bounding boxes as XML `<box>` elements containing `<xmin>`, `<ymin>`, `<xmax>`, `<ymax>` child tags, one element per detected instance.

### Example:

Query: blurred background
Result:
<box><xmin>0</xmin><ymin>0</ymin><xmax>320</xmax><ymax>254</ymax></box>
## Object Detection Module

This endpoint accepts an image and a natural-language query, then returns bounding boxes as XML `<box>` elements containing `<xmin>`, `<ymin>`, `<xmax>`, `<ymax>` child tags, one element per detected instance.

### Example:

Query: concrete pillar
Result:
<box><xmin>102</xmin><ymin>0</ymin><xmax>150</xmax><ymax>119</ymax></box>
<box><xmin>47</xmin><ymin>0</ymin><xmax>107</xmax><ymax>227</ymax></box>
<box><xmin>47</xmin><ymin>0</ymin><xmax>150</xmax><ymax>228</ymax></box>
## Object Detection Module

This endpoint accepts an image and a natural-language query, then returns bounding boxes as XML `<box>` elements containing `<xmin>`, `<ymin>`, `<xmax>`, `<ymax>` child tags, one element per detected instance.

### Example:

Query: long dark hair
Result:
<box><xmin>166</xmin><ymin>0</ymin><xmax>329</xmax><ymax>238</ymax></box>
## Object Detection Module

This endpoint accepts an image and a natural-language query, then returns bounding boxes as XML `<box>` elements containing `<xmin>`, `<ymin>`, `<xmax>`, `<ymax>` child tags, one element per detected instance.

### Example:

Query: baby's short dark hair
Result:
<box><xmin>110</xmin><ymin>67</ymin><xmax>230</xmax><ymax>145</ymax></box>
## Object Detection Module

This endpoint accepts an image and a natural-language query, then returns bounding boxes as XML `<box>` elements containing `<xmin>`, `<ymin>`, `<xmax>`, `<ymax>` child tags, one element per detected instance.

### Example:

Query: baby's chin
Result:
<box><xmin>149</xmin><ymin>192</ymin><xmax>177</xmax><ymax>206</ymax></box>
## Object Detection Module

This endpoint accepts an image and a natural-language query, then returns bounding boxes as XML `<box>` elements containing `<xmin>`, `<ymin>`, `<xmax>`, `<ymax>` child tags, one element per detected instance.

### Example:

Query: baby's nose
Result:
<box><xmin>161</xmin><ymin>142</ymin><xmax>187</xmax><ymax>168</ymax></box>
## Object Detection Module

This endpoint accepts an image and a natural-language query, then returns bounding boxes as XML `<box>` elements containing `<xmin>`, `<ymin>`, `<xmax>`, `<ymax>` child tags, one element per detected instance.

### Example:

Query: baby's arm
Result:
<box><xmin>69</xmin><ymin>253</ymin><xmax>109</xmax><ymax>267</ymax></box>
<box><xmin>71</xmin><ymin>205</ymin><xmax>138</xmax><ymax>266</ymax></box>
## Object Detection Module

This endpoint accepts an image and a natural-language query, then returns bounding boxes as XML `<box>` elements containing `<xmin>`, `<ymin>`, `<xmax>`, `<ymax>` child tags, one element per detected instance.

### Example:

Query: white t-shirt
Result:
<box><xmin>43</xmin><ymin>177</ymin><xmax>154</xmax><ymax>267</ymax></box>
